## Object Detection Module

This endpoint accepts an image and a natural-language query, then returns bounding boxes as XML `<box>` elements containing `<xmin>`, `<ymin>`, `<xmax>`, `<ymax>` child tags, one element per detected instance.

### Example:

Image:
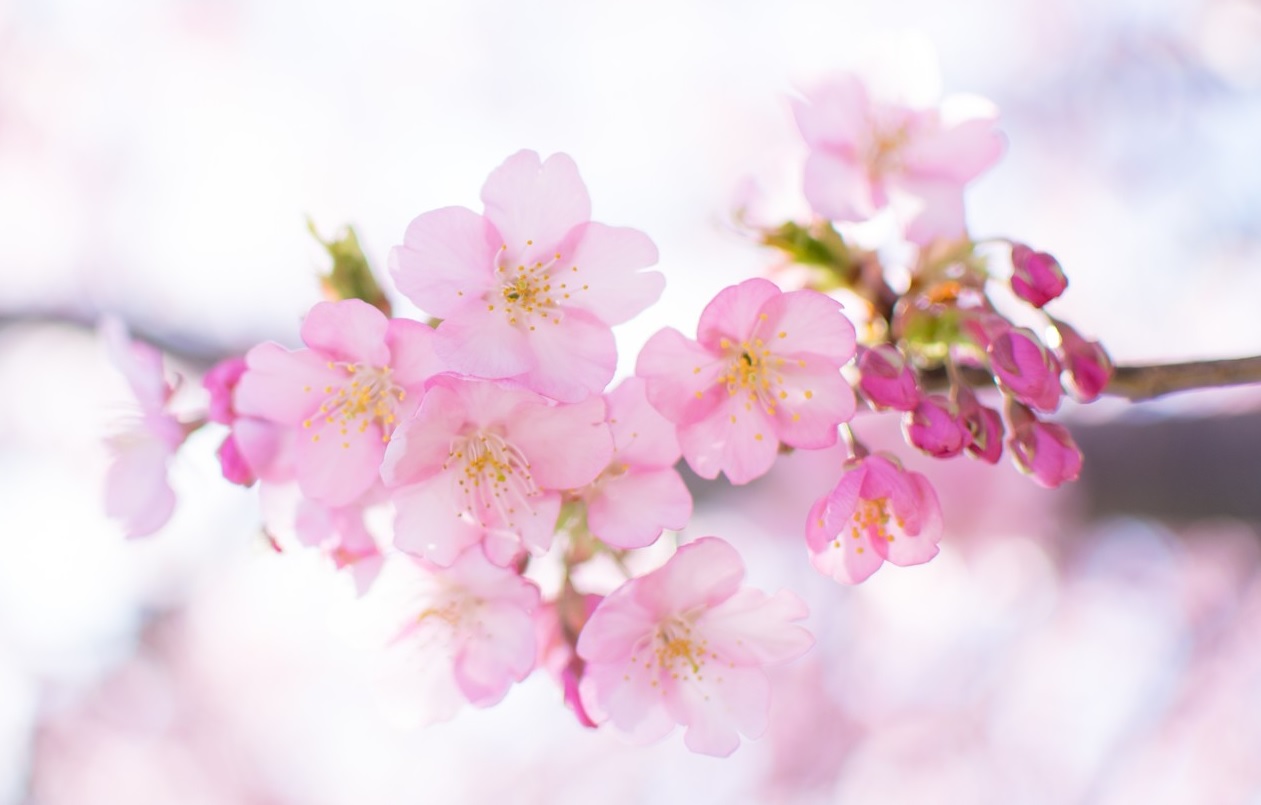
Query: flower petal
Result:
<box><xmin>392</xmin><ymin>475</ymin><xmax>483</xmax><ymax>566</ymax></box>
<box><xmin>587</xmin><ymin>468</ymin><xmax>692</xmax><ymax>550</ymax></box>
<box><xmin>635</xmin><ymin>327</ymin><xmax>726</xmax><ymax>425</ymax></box>
<box><xmin>506</xmin><ymin>394</ymin><xmax>612</xmax><ymax>490</ymax></box>
<box><xmin>480</xmin><ymin>150</ymin><xmax>591</xmax><ymax>251</ymax></box>
<box><xmin>678</xmin><ymin>397</ymin><xmax>779</xmax><ymax>485</ymax></box>
<box><xmin>300</xmin><ymin>299</ymin><xmax>390</xmax><ymax>365</ymax></box>
<box><xmin>753</xmin><ymin>289</ymin><xmax>856</xmax><ymax>366</ymax></box>
<box><xmin>391</xmin><ymin>206</ymin><xmax>499</xmax><ymax>317</ymax></box>
<box><xmin>557</xmin><ymin>222</ymin><xmax>662</xmax><ymax>326</ymax></box>
<box><xmin>234</xmin><ymin>342</ymin><xmax>339</xmax><ymax>424</ymax></box>
<box><xmin>434</xmin><ymin>301</ymin><xmax>534</xmax><ymax>380</ymax></box>
<box><xmin>696</xmin><ymin>278</ymin><xmax>781</xmax><ymax>350</ymax></box>
<box><xmin>512</xmin><ymin>309</ymin><xmax>616</xmax><ymax>403</ymax></box>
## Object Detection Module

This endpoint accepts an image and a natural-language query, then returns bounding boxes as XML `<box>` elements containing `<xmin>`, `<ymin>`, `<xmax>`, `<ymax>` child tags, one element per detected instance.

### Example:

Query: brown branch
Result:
<box><xmin>1105</xmin><ymin>357</ymin><xmax>1261</xmax><ymax>402</ymax></box>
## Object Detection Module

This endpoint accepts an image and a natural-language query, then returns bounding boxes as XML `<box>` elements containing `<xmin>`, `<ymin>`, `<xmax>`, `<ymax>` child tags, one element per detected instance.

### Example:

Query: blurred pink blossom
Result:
<box><xmin>989</xmin><ymin>327</ymin><xmax>1063</xmax><ymax>412</ymax></box>
<box><xmin>1007</xmin><ymin>403</ymin><xmax>1082</xmax><ymax>488</ymax></box>
<box><xmin>1010</xmin><ymin>243</ymin><xmax>1068</xmax><ymax>308</ymax></box>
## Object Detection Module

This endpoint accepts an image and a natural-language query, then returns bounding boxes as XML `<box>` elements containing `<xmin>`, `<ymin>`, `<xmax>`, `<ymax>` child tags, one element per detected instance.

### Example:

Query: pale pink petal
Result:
<box><xmin>454</xmin><ymin>603</ymin><xmax>538</xmax><ymax>707</ymax></box>
<box><xmin>557</xmin><ymin>222</ymin><xmax>662</xmax><ymax>325</ymax></box>
<box><xmin>604</xmin><ymin>377</ymin><xmax>682</xmax><ymax>468</ymax></box>
<box><xmin>294</xmin><ymin>424</ymin><xmax>384</xmax><ymax>507</ymax></box>
<box><xmin>100</xmin><ymin>315</ymin><xmax>171</xmax><ymax>411</ymax></box>
<box><xmin>771</xmin><ymin>364</ymin><xmax>854</xmax><ymax>449</ymax></box>
<box><xmin>480</xmin><ymin>150</ymin><xmax>591</xmax><ymax>251</ymax></box>
<box><xmin>215</xmin><ymin>433</ymin><xmax>254</xmax><ymax>486</ymax></box>
<box><xmin>104</xmin><ymin>435</ymin><xmax>175</xmax><ymax>538</ymax></box>
<box><xmin>234</xmin><ymin>342</ymin><xmax>339</xmax><ymax>424</ymax></box>
<box><xmin>792</xmin><ymin>74</ymin><xmax>870</xmax><ymax>150</ymax></box>
<box><xmin>232</xmin><ymin>417</ymin><xmax>291</xmax><ymax>483</ymax></box>
<box><xmin>635</xmin><ymin>327</ymin><xmax>726</xmax><ymax>425</ymax></box>
<box><xmin>575</xmin><ymin>591</ymin><xmax>654</xmax><ymax>665</ymax></box>
<box><xmin>391</xmin><ymin>206</ymin><xmax>499</xmax><ymax>316</ymax></box>
<box><xmin>696</xmin><ymin>278</ymin><xmax>781</xmax><ymax>350</ymax></box>
<box><xmin>433</xmin><ymin>301</ymin><xmax>534</xmax><ymax>380</ymax></box>
<box><xmin>506</xmin><ymin>395</ymin><xmax>612</xmax><ymax>490</ymax></box>
<box><xmin>678</xmin><ymin>398</ymin><xmax>779</xmax><ymax>484</ymax></box>
<box><xmin>753</xmin><ymin>289</ymin><xmax>856</xmax><ymax>365</ymax></box>
<box><xmin>889</xmin><ymin>177</ymin><xmax>967</xmax><ymax>246</ymax></box>
<box><xmin>582</xmin><ymin>659</ymin><xmax>677</xmax><ymax>742</ymax></box>
<box><xmin>392</xmin><ymin>475</ymin><xmax>483</xmax><ymax>566</ymax></box>
<box><xmin>300</xmin><ymin>299</ymin><xmax>390</xmax><ymax>365</ymax></box>
<box><xmin>699</xmin><ymin>588</ymin><xmax>813</xmax><ymax>665</ymax></box>
<box><xmin>203</xmin><ymin>356</ymin><xmax>246</xmax><ymax>424</ymax></box>
<box><xmin>634</xmin><ymin>537</ymin><xmax>745</xmax><ymax>616</ymax></box>
<box><xmin>883</xmin><ymin>473</ymin><xmax>944</xmax><ymax>567</ymax></box>
<box><xmin>902</xmin><ymin>111</ymin><xmax>1004</xmax><ymax>183</ymax></box>
<box><xmin>385</xmin><ymin>318</ymin><xmax>445</xmax><ymax>387</ymax></box>
<box><xmin>490</xmin><ymin>491</ymin><xmax>561</xmax><ymax>556</ymax></box>
<box><xmin>667</xmin><ymin>666</ymin><xmax>771</xmax><ymax>757</ymax></box>
<box><xmin>587</xmin><ymin>468</ymin><xmax>692</xmax><ymax>549</ymax></box>
<box><xmin>808</xmin><ymin>525</ymin><xmax>886</xmax><ymax>584</ymax></box>
<box><xmin>802</xmin><ymin>150</ymin><xmax>876</xmax><ymax>223</ymax></box>
<box><xmin>513</xmin><ymin>309</ymin><xmax>617</xmax><ymax>403</ymax></box>
<box><xmin>803</xmin><ymin>468</ymin><xmax>861</xmax><ymax>556</ymax></box>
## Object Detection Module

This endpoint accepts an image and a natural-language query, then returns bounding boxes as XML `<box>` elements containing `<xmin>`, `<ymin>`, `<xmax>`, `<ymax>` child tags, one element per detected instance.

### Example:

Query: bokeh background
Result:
<box><xmin>3</xmin><ymin>0</ymin><xmax>1261</xmax><ymax>802</ymax></box>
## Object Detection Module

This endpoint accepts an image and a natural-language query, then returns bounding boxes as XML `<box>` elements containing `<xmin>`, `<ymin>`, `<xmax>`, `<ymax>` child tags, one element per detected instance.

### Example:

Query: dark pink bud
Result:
<box><xmin>1010</xmin><ymin>243</ymin><xmax>1068</xmax><ymax>308</ymax></box>
<box><xmin>955</xmin><ymin>386</ymin><xmax>1003</xmax><ymax>464</ymax></box>
<box><xmin>215</xmin><ymin>433</ymin><xmax>256</xmax><ymax>486</ymax></box>
<box><xmin>989</xmin><ymin>328</ymin><xmax>1062</xmax><ymax>412</ymax></box>
<box><xmin>203</xmin><ymin>356</ymin><xmax>248</xmax><ymax>425</ymax></box>
<box><xmin>1051</xmin><ymin>318</ymin><xmax>1112</xmax><ymax>402</ymax></box>
<box><xmin>903</xmin><ymin>394</ymin><xmax>968</xmax><ymax>458</ymax></box>
<box><xmin>1007</xmin><ymin>403</ymin><xmax>1082</xmax><ymax>488</ymax></box>
<box><xmin>960</xmin><ymin>311</ymin><xmax>1012</xmax><ymax>353</ymax></box>
<box><xmin>857</xmin><ymin>344</ymin><xmax>919</xmax><ymax>411</ymax></box>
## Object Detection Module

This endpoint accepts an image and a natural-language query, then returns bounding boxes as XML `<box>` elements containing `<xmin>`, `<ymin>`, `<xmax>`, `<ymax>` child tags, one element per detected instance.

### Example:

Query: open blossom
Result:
<box><xmin>390</xmin><ymin>150</ymin><xmax>663</xmax><ymax>402</ymax></box>
<box><xmin>1007</xmin><ymin>403</ymin><xmax>1083</xmax><ymax>488</ymax></box>
<box><xmin>577</xmin><ymin>537</ymin><xmax>813</xmax><ymax>756</ymax></box>
<box><xmin>370</xmin><ymin>547</ymin><xmax>541</xmax><ymax>725</ymax></box>
<box><xmin>382</xmin><ymin>376</ymin><xmax>613</xmax><ymax>566</ymax></box>
<box><xmin>792</xmin><ymin>71</ymin><xmax>1004</xmax><ymax>244</ymax></box>
<box><xmin>234</xmin><ymin>299</ymin><xmax>444</xmax><ymax>508</ymax></box>
<box><xmin>988</xmin><ymin>327</ymin><xmax>1062</xmax><ymax>413</ymax></box>
<box><xmin>101</xmin><ymin>316</ymin><xmax>188</xmax><ymax>538</ymax></box>
<box><xmin>636</xmin><ymin>278</ymin><xmax>856</xmax><ymax>484</ymax></box>
<box><xmin>577</xmin><ymin>377</ymin><xmax>692</xmax><ymax>550</ymax></box>
<box><xmin>806</xmin><ymin>454</ymin><xmax>944</xmax><ymax>584</ymax></box>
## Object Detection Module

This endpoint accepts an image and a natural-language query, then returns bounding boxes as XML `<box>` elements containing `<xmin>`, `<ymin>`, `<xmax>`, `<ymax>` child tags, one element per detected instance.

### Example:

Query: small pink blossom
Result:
<box><xmin>1052</xmin><ymin>317</ymin><xmax>1113</xmax><ymax>403</ymax></box>
<box><xmin>577</xmin><ymin>378</ymin><xmax>692</xmax><ymax>550</ymax></box>
<box><xmin>956</xmin><ymin>385</ymin><xmax>1004</xmax><ymax>464</ymax></box>
<box><xmin>792</xmin><ymin>72</ymin><xmax>1004</xmax><ymax>244</ymax></box>
<box><xmin>373</xmin><ymin>547</ymin><xmax>541</xmax><ymax>724</ymax></box>
<box><xmin>390</xmin><ymin>150</ymin><xmax>663</xmax><ymax>402</ymax></box>
<box><xmin>577</xmin><ymin>537</ymin><xmax>813</xmax><ymax>756</ymax></box>
<box><xmin>101</xmin><ymin>316</ymin><xmax>188</xmax><ymax>538</ymax></box>
<box><xmin>234</xmin><ymin>299</ymin><xmax>444</xmax><ymax>508</ymax></box>
<box><xmin>903</xmin><ymin>394</ymin><xmax>968</xmax><ymax>458</ymax></box>
<box><xmin>382</xmin><ymin>376</ymin><xmax>613</xmax><ymax>566</ymax></box>
<box><xmin>806</xmin><ymin>454</ymin><xmax>944</xmax><ymax>584</ymax></box>
<box><xmin>636</xmin><ymin>278</ymin><xmax>856</xmax><ymax>485</ymax></box>
<box><xmin>856</xmin><ymin>344</ymin><xmax>919</xmax><ymax>410</ymax></box>
<box><xmin>1010</xmin><ymin>243</ymin><xmax>1068</xmax><ymax>308</ymax></box>
<box><xmin>988</xmin><ymin>327</ymin><xmax>1062</xmax><ymax>412</ymax></box>
<box><xmin>1007</xmin><ymin>403</ymin><xmax>1083</xmax><ymax>488</ymax></box>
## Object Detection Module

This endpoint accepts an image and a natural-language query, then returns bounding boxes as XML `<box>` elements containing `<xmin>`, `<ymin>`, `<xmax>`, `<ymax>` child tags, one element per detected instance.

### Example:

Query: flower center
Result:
<box><xmin>481</xmin><ymin>240</ymin><xmax>592</xmax><ymax>330</ymax></box>
<box><xmin>303</xmin><ymin>362</ymin><xmax>405</xmax><ymax>447</ymax></box>
<box><xmin>651</xmin><ymin>616</ymin><xmax>709</xmax><ymax>679</ymax></box>
<box><xmin>445</xmin><ymin>430</ymin><xmax>540</xmax><ymax>531</ymax></box>
<box><xmin>865</xmin><ymin>120</ymin><xmax>910</xmax><ymax>179</ymax></box>
<box><xmin>829</xmin><ymin>495</ymin><xmax>906</xmax><ymax>552</ymax></box>
<box><xmin>716</xmin><ymin>330</ymin><xmax>795</xmax><ymax>418</ymax></box>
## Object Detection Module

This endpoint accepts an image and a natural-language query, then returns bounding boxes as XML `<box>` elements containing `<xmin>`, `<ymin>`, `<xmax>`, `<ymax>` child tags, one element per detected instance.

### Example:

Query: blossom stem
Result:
<box><xmin>1104</xmin><ymin>356</ymin><xmax>1261</xmax><ymax>402</ymax></box>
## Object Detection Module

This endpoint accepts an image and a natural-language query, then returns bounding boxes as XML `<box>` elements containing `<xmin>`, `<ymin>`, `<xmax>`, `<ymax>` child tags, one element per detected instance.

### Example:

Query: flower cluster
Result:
<box><xmin>100</xmin><ymin>63</ymin><xmax>1117</xmax><ymax>754</ymax></box>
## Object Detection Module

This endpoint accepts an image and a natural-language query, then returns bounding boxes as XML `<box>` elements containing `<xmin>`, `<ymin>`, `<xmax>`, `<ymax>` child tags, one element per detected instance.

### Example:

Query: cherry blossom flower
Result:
<box><xmin>1051</xmin><ymin>317</ymin><xmax>1113</xmax><ymax>403</ymax></box>
<box><xmin>576</xmin><ymin>377</ymin><xmax>692</xmax><ymax>550</ymax></box>
<box><xmin>856</xmin><ymin>344</ymin><xmax>919</xmax><ymax>411</ymax></box>
<box><xmin>101</xmin><ymin>316</ymin><xmax>188</xmax><ymax>538</ymax></box>
<box><xmin>636</xmin><ymin>278</ymin><xmax>856</xmax><ymax>484</ymax></box>
<box><xmin>792</xmin><ymin>72</ymin><xmax>1004</xmax><ymax>244</ymax></box>
<box><xmin>988</xmin><ymin>327</ymin><xmax>1062</xmax><ymax>413</ymax></box>
<box><xmin>903</xmin><ymin>394</ymin><xmax>968</xmax><ymax>458</ymax></box>
<box><xmin>234</xmin><ymin>299</ymin><xmax>444</xmax><ymax>508</ymax></box>
<box><xmin>381</xmin><ymin>376</ymin><xmax>613</xmax><ymax>566</ymax></box>
<box><xmin>390</xmin><ymin>149</ymin><xmax>663</xmax><ymax>402</ymax></box>
<box><xmin>371</xmin><ymin>547</ymin><xmax>541</xmax><ymax>724</ymax></box>
<box><xmin>806</xmin><ymin>454</ymin><xmax>944</xmax><ymax>584</ymax></box>
<box><xmin>576</xmin><ymin>537</ymin><xmax>813</xmax><ymax>756</ymax></box>
<box><xmin>1010</xmin><ymin>243</ymin><xmax>1068</xmax><ymax>308</ymax></box>
<box><xmin>1007</xmin><ymin>403</ymin><xmax>1083</xmax><ymax>488</ymax></box>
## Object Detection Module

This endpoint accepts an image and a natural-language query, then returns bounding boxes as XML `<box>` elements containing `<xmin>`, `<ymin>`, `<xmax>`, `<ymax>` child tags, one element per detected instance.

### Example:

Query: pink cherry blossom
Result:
<box><xmin>903</xmin><ymin>394</ymin><xmax>968</xmax><ymax>458</ymax></box>
<box><xmin>101</xmin><ymin>316</ymin><xmax>188</xmax><ymax>538</ymax></box>
<box><xmin>857</xmin><ymin>344</ymin><xmax>919</xmax><ymax>411</ymax></box>
<box><xmin>1007</xmin><ymin>403</ymin><xmax>1083</xmax><ymax>488</ymax></box>
<box><xmin>234</xmin><ymin>299</ymin><xmax>444</xmax><ymax>508</ymax></box>
<box><xmin>636</xmin><ymin>278</ymin><xmax>856</xmax><ymax>485</ymax></box>
<box><xmin>382</xmin><ymin>376</ymin><xmax>613</xmax><ymax>566</ymax></box>
<box><xmin>390</xmin><ymin>150</ymin><xmax>663</xmax><ymax>402</ymax></box>
<box><xmin>988</xmin><ymin>327</ymin><xmax>1062</xmax><ymax>412</ymax></box>
<box><xmin>373</xmin><ymin>547</ymin><xmax>541</xmax><ymax>723</ymax></box>
<box><xmin>806</xmin><ymin>454</ymin><xmax>944</xmax><ymax>584</ymax></box>
<box><xmin>1010</xmin><ymin>243</ymin><xmax>1068</xmax><ymax>308</ymax></box>
<box><xmin>576</xmin><ymin>537</ymin><xmax>813</xmax><ymax>756</ymax></box>
<box><xmin>792</xmin><ymin>72</ymin><xmax>1004</xmax><ymax>244</ymax></box>
<box><xmin>956</xmin><ymin>385</ymin><xmax>1004</xmax><ymax>464</ymax></box>
<box><xmin>577</xmin><ymin>377</ymin><xmax>692</xmax><ymax>550</ymax></box>
<box><xmin>1052</xmin><ymin>317</ymin><xmax>1113</xmax><ymax>403</ymax></box>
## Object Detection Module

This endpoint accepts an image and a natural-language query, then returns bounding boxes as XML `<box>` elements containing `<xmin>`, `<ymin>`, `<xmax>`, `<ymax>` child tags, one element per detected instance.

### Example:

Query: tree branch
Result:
<box><xmin>1104</xmin><ymin>356</ymin><xmax>1261</xmax><ymax>402</ymax></box>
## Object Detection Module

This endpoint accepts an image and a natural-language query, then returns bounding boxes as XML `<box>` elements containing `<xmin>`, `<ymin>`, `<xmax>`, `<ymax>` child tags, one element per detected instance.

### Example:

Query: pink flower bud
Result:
<box><xmin>1007</xmin><ymin>403</ymin><xmax>1082</xmax><ymax>488</ymax></box>
<box><xmin>955</xmin><ymin>386</ymin><xmax>1003</xmax><ymax>464</ymax></box>
<box><xmin>857</xmin><ymin>344</ymin><xmax>919</xmax><ymax>411</ymax></box>
<box><xmin>1051</xmin><ymin>318</ymin><xmax>1112</xmax><ymax>402</ymax></box>
<box><xmin>1010</xmin><ymin>243</ymin><xmax>1068</xmax><ymax>308</ymax></box>
<box><xmin>903</xmin><ymin>394</ymin><xmax>968</xmax><ymax>458</ymax></box>
<box><xmin>989</xmin><ymin>328</ymin><xmax>1062</xmax><ymax>412</ymax></box>
<box><xmin>215</xmin><ymin>432</ymin><xmax>256</xmax><ymax>486</ymax></box>
<box><xmin>960</xmin><ymin>310</ymin><xmax>1012</xmax><ymax>353</ymax></box>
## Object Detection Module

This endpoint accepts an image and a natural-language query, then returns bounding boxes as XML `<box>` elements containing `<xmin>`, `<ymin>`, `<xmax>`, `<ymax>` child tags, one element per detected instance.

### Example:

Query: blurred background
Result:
<box><xmin>3</xmin><ymin>0</ymin><xmax>1261</xmax><ymax>802</ymax></box>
